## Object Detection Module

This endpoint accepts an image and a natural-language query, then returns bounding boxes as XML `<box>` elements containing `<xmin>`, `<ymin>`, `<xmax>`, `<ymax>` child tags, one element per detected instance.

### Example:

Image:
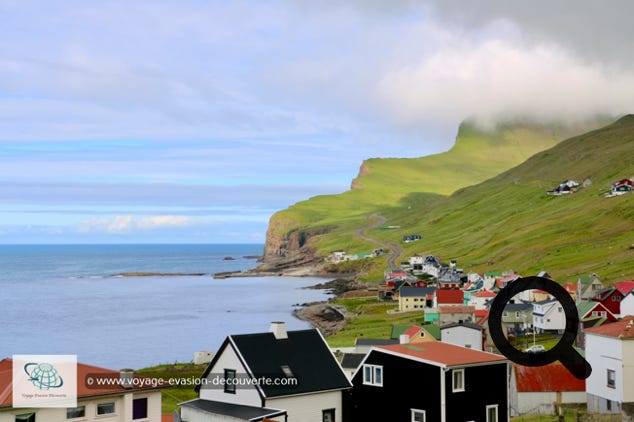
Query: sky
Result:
<box><xmin>1</xmin><ymin>0</ymin><xmax>634</xmax><ymax>244</ymax></box>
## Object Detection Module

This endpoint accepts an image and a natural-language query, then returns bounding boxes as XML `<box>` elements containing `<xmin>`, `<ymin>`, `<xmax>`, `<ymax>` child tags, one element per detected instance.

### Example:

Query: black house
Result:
<box><xmin>350</xmin><ymin>342</ymin><xmax>509</xmax><ymax>422</ymax></box>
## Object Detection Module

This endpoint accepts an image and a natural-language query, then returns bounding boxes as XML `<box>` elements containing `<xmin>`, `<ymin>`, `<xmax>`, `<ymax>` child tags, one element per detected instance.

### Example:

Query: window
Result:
<box><xmin>224</xmin><ymin>369</ymin><xmax>237</xmax><ymax>393</ymax></box>
<box><xmin>607</xmin><ymin>369</ymin><xmax>616</xmax><ymax>388</ymax></box>
<box><xmin>452</xmin><ymin>368</ymin><xmax>465</xmax><ymax>392</ymax></box>
<box><xmin>607</xmin><ymin>400</ymin><xmax>612</xmax><ymax>411</ymax></box>
<box><xmin>558</xmin><ymin>307</ymin><xmax>563</xmax><ymax>312</ymax></box>
<box><xmin>515</xmin><ymin>311</ymin><xmax>520</xmax><ymax>318</ymax></box>
<box><xmin>133</xmin><ymin>397</ymin><xmax>148</xmax><ymax>420</ymax></box>
<box><xmin>411</xmin><ymin>409</ymin><xmax>426</xmax><ymax>422</ymax></box>
<box><xmin>15</xmin><ymin>414</ymin><xmax>35</xmax><ymax>422</ymax></box>
<box><xmin>486</xmin><ymin>405</ymin><xmax>498</xmax><ymax>422</ymax></box>
<box><xmin>362</xmin><ymin>364</ymin><xmax>383</xmax><ymax>386</ymax></box>
<box><xmin>66</xmin><ymin>406</ymin><xmax>85</xmax><ymax>419</ymax></box>
<box><xmin>97</xmin><ymin>402</ymin><xmax>116</xmax><ymax>416</ymax></box>
<box><xmin>322</xmin><ymin>408</ymin><xmax>335</xmax><ymax>422</ymax></box>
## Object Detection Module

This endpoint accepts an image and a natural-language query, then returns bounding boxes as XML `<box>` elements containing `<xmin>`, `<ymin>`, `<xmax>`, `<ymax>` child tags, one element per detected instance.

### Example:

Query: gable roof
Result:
<box><xmin>514</xmin><ymin>363</ymin><xmax>585</xmax><ymax>392</ymax></box>
<box><xmin>404</xmin><ymin>326</ymin><xmax>422</xmax><ymax>338</ymax></box>
<box><xmin>340</xmin><ymin>353</ymin><xmax>366</xmax><ymax>370</ymax></box>
<box><xmin>615</xmin><ymin>281</ymin><xmax>634</xmax><ymax>296</ymax></box>
<box><xmin>208</xmin><ymin>329</ymin><xmax>351</xmax><ymax>398</ymax></box>
<box><xmin>371</xmin><ymin>342</ymin><xmax>506</xmax><ymax>368</ymax></box>
<box><xmin>436</xmin><ymin>289</ymin><xmax>464</xmax><ymax>304</ymax></box>
<box><xmin>593</xmin><ymin>287</ymin><xmax>624</xmax><ymax>301</ymax></box>
<box><xmin>472</xmin><ymin>290</ymin><xmax>496</xmax><ymax>298</ymax></box>
<box><xmin>440</xmin><ymin>321</ymin><xmax>484</xmax><ymax>331</ymax></box>
<box><xmin>355</xmin><ymin>338</ymin><xmax>399</xmax><ymax>346</ymax></box>
<box><xmin>0</xmin><ymin>358</ymin><xmax>163</xmax><ymax>408</ymax></box>
<box><xmin>390</xmin><ymin>324</ymin><xmax>411</xmax><ymax>339</ymax></box>
<box><xmin>399</xmin><ymin>286</ymin><xmax>436</xmax><ymax>298</ymax></box>
<box><xmin>585</xmin><ymin>316</ymin><xmax>634</xmax><ymax>339</ymax></box>
<box><xmin>179</xmin><ymin>399</ymin><xmax>286</xmax><ymax>421</ymax></box>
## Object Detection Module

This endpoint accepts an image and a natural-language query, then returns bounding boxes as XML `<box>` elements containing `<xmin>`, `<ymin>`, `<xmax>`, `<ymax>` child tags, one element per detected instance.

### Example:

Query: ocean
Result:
<box><xmin>0</xmin><ymin>244</ymin><xmax>332</xmax><ymax>369</ymax></box>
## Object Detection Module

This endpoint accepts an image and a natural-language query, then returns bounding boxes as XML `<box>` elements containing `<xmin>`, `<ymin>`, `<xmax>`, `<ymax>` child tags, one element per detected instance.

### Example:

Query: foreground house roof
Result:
<box><xmin>0</xmin><ymin>358</ymin><xmax>162</xmax><ymax>408</ymax></box>
<box><xmin>584</xmin><ymin>316</ymin><xmax>634</xmax><ymax>339</ymax></box>
<box><xmin>372</xmin><ymin>342</ymin><xmax>506</xmax><ymax>367</ymax></box>
<box><xmin>199</xmin><ymin>328</ymin><xmax>351</xmax><ymax>398</ymax></box>
<box><xmin>180</xmin><ymin>399</ymin><xmax>286</xmax><ymax>421</ymax></box>
<box><xmin>514</xmin><ymin>363</ymin><xmax>585</xmax><ymax>392</ymax></box>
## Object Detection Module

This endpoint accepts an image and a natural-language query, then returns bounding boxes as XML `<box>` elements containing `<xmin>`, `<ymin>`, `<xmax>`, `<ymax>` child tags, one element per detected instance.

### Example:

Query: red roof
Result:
<box><xmin>436</xmin><ymin>289</ymin><xmax>464</xmax><ymax>304</ymax></box>
<box><xmin>562</xmin><ymin>283</ymin><xmax>578</xmax><ymax>293</ymax></box>
<box><xmin>439</xmin><ymin>305</ymin><xmax>475</xmax><ymax>314</ymax></box>
<box><xmin>475</xmin><ymin>309</ymin><xmax>490</xmax><ymax>324</ymax></box>
<box><xmin>514</xmin><ymin>363</ymin><xmax>585</xmax><ymax>392</ymax></box>
<box><xmin>585</xmin><ymin>316</ymin><xmax>634</xmax><ymax>339</ymax></box>
<box><xmin>377</xmin><ymin>342</ymin><xmax>506</xmax><ymax>367</ymax></box>
<box><xmin>615</xmin><ymin>281</ymin><xmax>634</xmax><ymax>296</ymax></box>
<box><xmin>472</xmin><ymin>290</ymin><xmax>496</xmax><ymax>298</ymax></box>
<box><xmin>162</xmin><ymin>415</ymin><xmax>174</xmax><ymax>422</ymax></box>
<box><xmin>404</xmin><ymin>326</ymin><xmax>422</xmax><ymax>338</ymax></box>
<box><xmin>0</xmin><ymin>358</ymin><xmax>163</xmax><ymax>408</ymax></box>
<box><xmin>613</xmin><ymin>179</ymin><xmax>633</xmax><ymax>187</ymax></box>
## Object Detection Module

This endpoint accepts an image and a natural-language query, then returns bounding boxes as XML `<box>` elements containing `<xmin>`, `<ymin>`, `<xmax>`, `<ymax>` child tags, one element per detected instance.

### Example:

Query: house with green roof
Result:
<box><xmin>578</xmin><ymin>274</ymin><xmax>604</xmax><ymax>300</ymax></box>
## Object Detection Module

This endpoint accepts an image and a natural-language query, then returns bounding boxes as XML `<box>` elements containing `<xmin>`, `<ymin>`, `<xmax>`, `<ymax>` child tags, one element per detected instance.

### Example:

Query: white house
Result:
<box><xmin>533</xmin><ymin>298</ymin><xmax>565</xmax><ymax>334</ymax></box>
<box><xmin>510</xmin><ymin>363</ymin><xmax>585</xmax><ymax>416</ymax></box>
<box><xmin>0</xmin><ymin>358</ymin><xmax>163</xmax><ymax>422</ymax></box>
<box><xmin>468</xmin><ymin>290</ymin><xmax>496</xmax><ymax>310</ymax></box>
<box><xmin>585</xmin><ymin>317</ymin><xmax>634</xmax><ymax>417</ymax></box>
<box><xmin>398</xmin><ymin>286</ymin><xmax>436</xmax><ymax>311</ymax></box>
<box><xmin>621</xmin><ymin>292</ymin><xmax>634</xmax><ymax>317</ymax></box>
<box><xmin>179</xmin><ymin>322</ymin><xmax>352</xmax><ymax>422</ymax></box>
<box><xmin>440</xmin><ymin>322</ymin><xmax>485</xmax><ymax>351</ymax></box>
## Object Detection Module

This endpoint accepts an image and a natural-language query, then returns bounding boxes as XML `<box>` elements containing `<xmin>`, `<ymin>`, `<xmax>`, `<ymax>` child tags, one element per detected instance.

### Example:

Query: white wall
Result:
<box><xmin>516</xmin><ymin>392</ymin><xmax>586</xmax><ymax>415</ymax></box>
<box><xmin>0</xmin><ymin>391</ymin><xmax>161</xmax><ymax>422</ymax></box>
<box><xmin>181</xmin><ymin>406</ymin><xmax>246</xmax><ymax>422</ymax></box>
<box><xmin>440</xmin><ymin>327</ymin><xmax>483</xmax><ymax>350</ymax></box>
<box><xmin>622</xmin><ymin>340</ymin><xmax>634</xmax><ymax>403</ymax></box>
<box><xmin>267</xmin><ymin>390</ymin><xmax>342</xmax><ymax>422</ymax></box>
<box><xmin>586</xmin><ymin>334</ymin><xmax>623</xmax><ymax>403</ymax></box>
<box><xmin>621</xmin><ymin>294</ymin><xmax>634</xmax><ymax>317</ymax></box>
<box><xmin>198</xmin><ymin>343</ymin><xmax>262</xmax><ymax>407</ymax></box>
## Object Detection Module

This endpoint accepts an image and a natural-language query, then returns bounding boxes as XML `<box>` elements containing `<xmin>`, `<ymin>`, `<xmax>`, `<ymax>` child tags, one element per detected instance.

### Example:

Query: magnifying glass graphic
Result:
<box><xmin>488</xmin><ymin>275</ymin><xmax>592</xmax><ymax>380</ymax></box>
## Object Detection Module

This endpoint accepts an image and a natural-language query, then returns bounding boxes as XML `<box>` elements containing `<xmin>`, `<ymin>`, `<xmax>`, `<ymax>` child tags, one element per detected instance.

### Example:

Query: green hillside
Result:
<box><xmin>384</xmin><ymin>115</ymin><xmax>634</xmax><ymax>283</ymax></box>
<box><xmin>268</xmin><ymin>119</ymin><xmax>604</xmax><ymax>255</ymax></box>
<box><xmin>265</xmin><ymin>118</ymin><xmax>609</xmax><ymax>267</ymax></box>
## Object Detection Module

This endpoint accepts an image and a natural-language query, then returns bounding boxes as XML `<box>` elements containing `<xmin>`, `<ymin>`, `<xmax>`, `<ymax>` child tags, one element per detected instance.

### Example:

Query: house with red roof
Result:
<box><xmin>435</xmin><ymin>288</ymin><xmax>464</xmax><ymax>307</ymax></box>
<box><xmin>510</xmin><ymin>363</ymin><xmax>585</xmax><ymax>416</ymax></box>
<box><xmin>615</xmin><ymin>280</ymin><xmax>634</xmax><ymax>296</ymax></box>
<box><xmin>0</xmin><ymin>358</ymin><xmax>164</xmax><ymax>422</ymax></box>
<box><xmin>468</xmin><ymin>289</ymin><xmax>497</xmax><ymax>310</ymax></box>
<box><xmin>585</xmin><ymin>316</ymin><xmax>634</xmax><ymax>417</ymax></box>
<box><xmin>438</xmin><ymin>305</ymin><xmax>476</xmax><ymax>326</ymax></box>
<box><xmin>350</xmin><ymin>342</ymin><xmax>509</xmax><ymax>422</ymax></box>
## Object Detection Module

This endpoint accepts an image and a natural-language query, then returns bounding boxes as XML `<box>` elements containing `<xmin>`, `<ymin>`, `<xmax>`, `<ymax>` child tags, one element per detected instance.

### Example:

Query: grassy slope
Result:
<box><xmin>269</xmin><ymin>118</ymin><xmax>609</xmax><ymax>279</ymax></box>
<box><xmin>383</xmin><ymin>115</ymin><xmax>634</xmax><ymax>283</ymax></box>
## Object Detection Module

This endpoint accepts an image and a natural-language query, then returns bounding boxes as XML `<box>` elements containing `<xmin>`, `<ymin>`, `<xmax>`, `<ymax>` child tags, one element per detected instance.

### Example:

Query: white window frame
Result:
<box><xmin>452</xmin><ymin>368</ymin><xmax>465</xmax><ymax>392</ymax></box>
<box><xmin>607</xmin><ymin>369</ymin><xmax>616</xmax><ymax>389</ymax></box>
<box><xmin>486</xmin><ymin>404</ymin><xmax>499</xmax><ymax>422</ymax></box>
<box><xmin>411</xmin><ymin>408</ymin><xmax>426</xmax><ymax>422</ymax></box>
<box><xmin>362</xmin><ymin>364</ymin><xmax>383</xmax><ymax>386</ymax></box>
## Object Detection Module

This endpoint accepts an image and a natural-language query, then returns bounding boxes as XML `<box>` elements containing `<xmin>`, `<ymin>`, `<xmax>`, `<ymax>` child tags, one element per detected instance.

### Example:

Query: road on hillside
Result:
<box><xmin>354</xmin><ymin>213</ymin><xmax>402</xmax><ymax>271</ymax></box>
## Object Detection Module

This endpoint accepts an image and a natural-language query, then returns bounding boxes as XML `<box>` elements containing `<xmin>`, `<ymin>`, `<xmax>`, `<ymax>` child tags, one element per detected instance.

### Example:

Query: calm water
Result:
<box><xmin>0</xmin><ymin>245</ymin><xmax>331</xmax><ymax>369</ymax></box>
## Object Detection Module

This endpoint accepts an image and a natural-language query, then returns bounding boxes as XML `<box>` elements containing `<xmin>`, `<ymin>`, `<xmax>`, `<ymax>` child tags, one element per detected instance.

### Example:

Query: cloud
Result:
<box><xmin>377</xmin><ymin>38</ymin><xmax>634</xmax><ymax>129</ymax></box>
<box><xmin>77</xmin><ymin>215</ymin><xmax>194</xmax><ymax>234</ymax></box>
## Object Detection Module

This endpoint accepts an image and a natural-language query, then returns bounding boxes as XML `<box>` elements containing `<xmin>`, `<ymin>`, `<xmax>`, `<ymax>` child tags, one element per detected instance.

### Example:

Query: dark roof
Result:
<box><xmin>535</xmin><ymin>298</ymin><xmax>558</xmax><ymax>305</ymax></box>
<box><xmin>355</xmin><ymin>338</ymin><xmax>399</xmax><ymax>346</ymax></box>
<box><xmin>228</xmin><ymin>329</ymin><xmax>351</xmax><ymax>397</ymax></box>
<box><xmin>180</xmin><ymin>399</ymin><xmax>286</xmax><ymax>421</ymax></box>
<box><xmin>399</xmin><ymin>286</ymin><xmax>436</xmax><ymax>297</ymax></box>
<box><xmin>503</xmin><ymin>302</ymin><xmax>533</xmax><ymax>311</ymax></box>
<box><xmin>340</xmin><ymin>353</ymin><xmax>366</xmax><ymax>370</ymax></box>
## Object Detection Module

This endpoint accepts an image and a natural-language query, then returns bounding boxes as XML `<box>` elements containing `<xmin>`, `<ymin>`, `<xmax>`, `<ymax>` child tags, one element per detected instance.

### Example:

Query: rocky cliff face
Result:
<box><xmin>350</xmin><ymin>161</ymin><xmax>371</xmax><ymax>189</ymax></box>
<box><xmin>259</xmin><ymin>212</ymin><xmax>333</xmax><ymax>271</ymax></box>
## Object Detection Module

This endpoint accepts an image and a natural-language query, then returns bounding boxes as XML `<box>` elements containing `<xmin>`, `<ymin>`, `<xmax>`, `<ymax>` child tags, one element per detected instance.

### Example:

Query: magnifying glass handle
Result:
<box><xmin>560</xmin><ymin>348</ymin><xmax>592</xmax><ymax>380</ymax></box>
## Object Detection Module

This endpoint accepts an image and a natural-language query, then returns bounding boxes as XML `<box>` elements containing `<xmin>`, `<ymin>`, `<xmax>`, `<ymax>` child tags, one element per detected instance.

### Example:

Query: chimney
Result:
<box><xmin>399</xmin><ymin>334</ymin><xmax>410</xmax><ymax>344</ymax></box>
<box><xmin>119</xmin><ymin>369</ymin><xmax>134</xmax><ymax>389</ymax></box>
<box><xmin>270</xmin><ymin>321</ymin><xmax>288</xmax><ymax>340</ymax></box>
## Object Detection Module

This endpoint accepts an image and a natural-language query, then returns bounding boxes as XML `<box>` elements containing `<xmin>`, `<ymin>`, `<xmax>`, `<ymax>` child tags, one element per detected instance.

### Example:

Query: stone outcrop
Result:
<box><xmin>350</xmin><ymin>161</ymin><xmax>371</xmax><ymax>189</ymax></box>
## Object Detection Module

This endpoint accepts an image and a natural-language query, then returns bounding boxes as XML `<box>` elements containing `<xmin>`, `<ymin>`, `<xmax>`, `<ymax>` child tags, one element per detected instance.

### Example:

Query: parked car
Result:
<box><xmin>524</xmin><ymin>344</ymin><xmax>546</xmax><ymax>353</ymax></box>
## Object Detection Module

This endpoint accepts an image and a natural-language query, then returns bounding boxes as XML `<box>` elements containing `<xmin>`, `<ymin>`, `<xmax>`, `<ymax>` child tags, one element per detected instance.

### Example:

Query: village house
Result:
<box><xmin>398</xmin><ymin>325</ymin><xmax>440</xmax><ymax>344</ymax></box>
<box><xmin>421</xmin><ymin>255</ymin><xmax>442</xmax><ymax>278</ymax></box>
<box><xmin>340</xmin><ymin>353</ymin><xmax>366</xmax><ymax>381</ymax></box>
<box><xmin>501</xmin><ymin>301</ymin><xmax>534</xmax><ymax>337</ymax></box>
<box><xmin>438</xmin><ymin>305</ymin><xmax>476</xmax><ymax>326</ymax></box>
<box><xmin>578</xmin><ymin>274</ymin><xmax>604</xmax><ymax>300</ymax></box>
<box><xmin>609</xmin><ymin>178</ymin><xmax>633</xmax><ymax>195</ymax></box>
<box><xmin>354</xmin><ymin>338</ymin><xmax>399</xmax><ymax>354</ymax></box>
<box><xmin>179</xmin><ymin>322</ymin><xmax>351</xmax><ymax>422</ymax></box>
<box><xmin>349</xmin><ymin>342</ymin><xmax>509</xmax><ymax>421</ymax></box>
<box><xmin>592</xmin><ymin>287</ymin><xmax>625</xmax><ymax>317</ymax></box>
<box><xmin>436</xmin><ymin>288</ymin><xmax>464</xmax><ymax>308</ymax></box>
<box><xmin>576</xmin><ymin>301</ymin><xmax>617</xmax><ymax>348</ymax></box>
<box><xmin>510</xmin><ymin>363</ymin><xmax>585</xmax><ymax>416</ymax></box>
<box><xmin>0</xmin><ymin>358</ymin><xmax>164</xmax><ymax>422</ymax></box>
<box><xmin>440</xmin><ymin>321</ymin><xmax>486</xmax><ymax>351</ymax></box>
<box><xmin>584</xmin><ymin>317</ymin><xmax>634</xmax><ymax>417</ymax></box>
<box><xmin>533</xmin><ymin>298</ymin><xmax>565</xmax><ymax>334</ymax></box>
<box><xmin>468</xmin><ymin>289</ymin><xmax>497</xmax><ymax>310</ymax></box>
<box><xmin>615</xmin><ymin>280</ymin><xmax>634</xmax><ymax>297</ymax></box>
<box><xmin>398</xmin><ymin>286</ymin><xmax>436</xmax><ymax>312</ymax></box>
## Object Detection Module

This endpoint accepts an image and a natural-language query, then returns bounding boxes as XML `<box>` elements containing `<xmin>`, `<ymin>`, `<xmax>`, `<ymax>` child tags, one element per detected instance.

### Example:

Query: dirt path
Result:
<box><xmin>354</xmin><ymin>213</ymin><xmax>402</xmax><ymax>270</ymax></box>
